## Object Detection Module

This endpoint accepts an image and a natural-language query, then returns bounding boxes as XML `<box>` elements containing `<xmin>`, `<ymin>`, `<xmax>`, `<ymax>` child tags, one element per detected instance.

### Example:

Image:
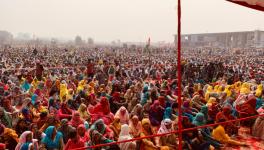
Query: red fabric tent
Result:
<box><xmin>227</xmin><ymin>0</ymin><xmax>264</xmax><ymax>11</ymax></box>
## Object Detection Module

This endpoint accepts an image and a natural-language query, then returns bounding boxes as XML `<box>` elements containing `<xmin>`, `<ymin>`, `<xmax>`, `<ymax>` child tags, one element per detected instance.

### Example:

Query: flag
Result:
<box><xmin>227</xmin><ymin>0</ymin><xmax>264</xmax><ymax>11</ymax></box>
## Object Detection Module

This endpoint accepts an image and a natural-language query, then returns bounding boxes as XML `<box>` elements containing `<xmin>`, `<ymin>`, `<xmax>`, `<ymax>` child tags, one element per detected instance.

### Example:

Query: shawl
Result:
<box><xmin>91</xmin><ymin>97</ymin><xmax>111</xmax><ymax>115</ymax></box>
<box><xmin>77</xmin><ymin>124</ymin><xmax>90</xmax><ymax>142</ymax></box>
<box><xmin>69</xmin><ymin>112</ymin><xmax>84</xmax><ymax>128</ymax></box>
<box><xmin>78</xmin><ymin>103</ymin><xmax>90</xmax><ymax>120</ymax></box>
<box><xmin>115</xmin><ymin>106</ymin><xmax>129</xmax><ymax>125</ymax></box>
<box><xmin>200</xmin><ymin>105</ymin><xmax>209</xmax><ymax>121</ymax></box>
<box><xmin>41</xmin><ymin>126</ymin><xmax>63</xmax><ymax>149</ymax></box>
<box><xmin>129</xmin><ymin>115</ymin><xmax>142</xmax><ymax>137</ymax></box>
<box><xmin>192</xmin><ymin>112</ymin><xmax>206</xmax><ymax>126</ymax></box>
<box><xmin>0</xmin><ymin>107</ymin><xmax>12</xmax><ymax>128</ymax></box>
<box><xmin>118</xmin><ymin>124</ymin><xmax>136</xmax><ymax>150</ymax></box>
<box><xmin>157</xmin><ymin>118</ymin><xmax>173</xmax><ymax>134</ymax></box>
<box><xmin>163</xmin><ymin>107</ymin><xmax>173</xmax><ymax>119</ymax></box>
<box><xmin>90</xmin><ymin>119</ymin><xmax>106</xmax><ymax>135</ymax></box>
<box><xmin>15</xmin><ymin>131</ymin><xmax>38</xmax><ymax>150</ymax></box>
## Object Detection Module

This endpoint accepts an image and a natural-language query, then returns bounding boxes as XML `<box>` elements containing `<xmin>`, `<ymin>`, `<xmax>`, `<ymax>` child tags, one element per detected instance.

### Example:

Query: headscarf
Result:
<box><xmin>163</xmin><ymin>107</ymin><xmax>173</xmax><ymax>119</ymax></box>
<box><xmin>157</xmin><ymin>118</ymin><xmax>173</xmax><ymax>134</ymax></box>
<box><xmin>150</xmin><ymin>100</ymin><xmax>161</xmax><ymax>112</ymax></box>
<box><xmin>131</xmin><ymin>104</ymin><xmax>143</xmax><ymax>120</ymax></box>
<box><xmin>129</xmin><ymin>115</ymin><xmax>142</xmax><ymax>137</ymax></box>
<box><xmin>115</xmin><ymin>106</ymin><xmax>129</xmax><ymax>125</ymax></box>
<box><xmin>192</xmin><ymin>113</ymin><xmax>206</xmax><ymax>126</ymax></box>
<box><xmin>4</xmin><ymin>128</ymin><xmax>19</xmax><ymax>142</ymax></box>
<box><xmin>240</xmin><ymin>83</ymin><xmax>250</xmax><ymax>95</ymax></box>
<box><xmin>158</xmin><ymin>96</ymin><xmax>166</xmax><ymax>108</ymax></box>
<box><xmin>78</xmin><ymin>103</ymin><xmax>90</xmax><ymax>120</ymax></box>
<box><xmin>69</xmin><ymin>112</ymin><xmax>84</xmax><ymax>128</ymax></box>
<box><xmin>60</xmin><ymin>103</ymin><xmax>72</xmax><ymax>115</ymax></box>
<box><xmin>89</xmin><ymin>129</ymin><xmax>113</xmax><ymax>147</ymax></box>
<box><xmin>60</xmin><ymin>82</ymin><xmax>68</xmax><ymax>101</ymax></box>
<box><xmin>15</xmin><ymin>131</ymin><xmax>36</xmax><ymax>150</ymax></box>
<box><xmin>200</xmin><ymin>105</ymin><xmax>208</xmax><ymax>121</ymax></box>
<box><xmin>92</xmin><ymin>97</ymin><xmax>111</xmax><ymax>115</ymax></box>
<box><xmin>118</xmin><ymin>124</ymin><xmax>136</xmax><ymax>150</ymax></box>
<box><xmin>224</xmin><ymin>85</ymin><xmax>232</xmax><ymax>97</ymax></box>
<box><xmin>255</xmin><ymin>84</ymin><xmax>263</xmax><ymax>98</ymax></box>
<box><xmin>77</xmin><ymin>124</ymin><xmax>89</xmax><ymax>142</ymax></box>
<box><xmin>109</xmin><ymin>117</ymin><xmax>121</xmax><ymax>140</ymax></box>
<box><xmin>0</xmin><ymin>107</ymin><xmax>12</xmax><ymax>128</ymax></box>
<box><xmin>41</xmin><ymin>126</ymin><xmax>62</xmax><ymax>149</ymax></box>
<box><xmin>90</xmin><ymin>119</ymin><xmax>106</xmax><ymax>135</ymax></box>
<box><xmin>141</xmin><ymin>118</ymin><xmax>154</xmax><ymax>136</ymax></box>
<box><xmin>31</xmin><ymin>94</ymin><xmax>38</xmax><ymax>105</ymax></box>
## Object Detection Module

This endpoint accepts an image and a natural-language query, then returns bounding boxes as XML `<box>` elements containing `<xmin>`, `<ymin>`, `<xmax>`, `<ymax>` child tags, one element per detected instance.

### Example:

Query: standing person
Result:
<box><xmin>87</xmin><ymin>59</ymin><xmax>95</xmax><ymax>79</ymax></box>
<box><xmin>35</xmin><ymin>60</ymin><xmax>44</xmax><ymax>81</ymax></box>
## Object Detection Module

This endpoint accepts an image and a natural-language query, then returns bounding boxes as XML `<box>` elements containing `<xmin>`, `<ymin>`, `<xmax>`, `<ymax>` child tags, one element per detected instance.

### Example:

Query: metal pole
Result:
<box><xmin>177</xmin><ymin>0</ymin><xmax>182</xmax><ymax>149</ymax></box>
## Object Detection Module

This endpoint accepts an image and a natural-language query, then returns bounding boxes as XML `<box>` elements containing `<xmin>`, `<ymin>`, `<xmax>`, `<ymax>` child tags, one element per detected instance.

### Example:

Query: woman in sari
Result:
<box><xmin>57</xmin><ymin>119</ymin><xmax>73</xmax><ymax>144</ymax></box>
<box><xmin>157</xmin><ymin>119</ymin><xmax>177</xmax><ymax>150</ymax></box>
<box><xmin>30</xmin><ymin>123</ymin><xmax>46</xmax><ymax>145</ymax></box>
<box><xmin>2</xmin><ymin>128</ymin><xmax>19</xmax><ymax>150</ymax></box>
<box><xmin>57</xmin><ymin>103</ymin><xmax>72</xmax><ymax>120</ymax></box>
<box><xmin>64</xmin><ymin>128</ymin><xmax>85</xmax><ymax>150</ymax></box>
<box><xmin>140</xmin><ymin>118</ymin><xmax>161</xmax><ymax>150</ymax></box>
<box><xmin>129</xmin><ymin>115</ymin><xmax>142</xmax><ymax>138</ymax></box>
<box><xmin>114</xmin><ymin>106</ymin><xmax>129</xmax><ymax>125</ymax></box>
<box><xmin>69</xmin><ymin>111</ymin><xmax>84</xmax><ymax>128</ymax></box>
<box><xmin>216</xmin><ymin>105</ymin><xmax>238</xmax><ymax>136</ymax></box>
<box><xmin>40</xmin><ymin>114</ymin><xmax>60</xmax><ymax>132</ymax></box>
<box><xmin>40</xmin><ymin>126</ymin><xmax>64</xmax><ymax>150</ymax></box>
<box><xmin>109</xmin><ymin>117</ymin><xmax>121</xmax><ymax>141</ymax></box>
<box><xmin>0</xmin><ymin>107</ymin><xmax>12</xmax><ymax>128</ymax></box>
<box><xmin>130</xmin><ymin>104</ymin><xmax>144</xmax><ymax>121</ymax></box>
<box><xmin>15</xmin><ymin>131</ymin><xmax>38</xmax><ymax>150</ymax></box>
<box><xmin>78</xmin><ymin>103</ymin><xmax>91</xmax><ymax>122</ymax></box>
<box><xmin>192</xmin><ymin>113</ymin><xmax>222</xmax><ymax>149</ymax></box>
<box><xmin>77</xmin><ymin>124</ymin><xmax>90</xmax><ymax>143</ymax></box>
<box><xmin>163</xmin><ymin>107</ymin><xmax>177</xmax><ymax>121</ymax></box>
<box><xmin>36</xmin><ymin>111</ymin><xmax>48</xmax><ymax>129</ymax></box>
<box><xmin>149</xmin><ymin>100</ymin><xmax>164</xmax><ymax>127</ymax></box>
<box><xmin>182</xmin><ymin>100</ymin><xmax>197</xmax><ymax>122</ymax></box>
<box><xmin>87</xmin><ymin>129</ymin><xmax>116</xmax><ymax>150</ymax></box>
<box><xmin>118</xmin><ymin>124</ymin><xmax>136</xmax><ymax>150</ymax></box>
<box><xmin>89</xmin><ymin>97</ymin><xmax>114</xmax><ymax>125</ymax></box>
<box><xmin>15</xmin><ymin>118</ymin><xmax>29</xmax><ymax>136</ymax></box>
<box><xmin>212</xmin><ymin>119</ymin><xmax>247</xmax><ymax>146</ymax></box>
<box><xmin>90</xmin><ymin>119</ymin><xmax>114</xmax><ymax>139</ymax></box>
<box><xmin>252</xmin><ymin>113</ymin><xmax>264</xmax><ymax>140</ymax></box>
<box><xmin>182</xmin><ymin>116</ymin><xmax>211</xmax><ymax>150</ymax></box>
<box><xmin>236</xmin><ymin>95</ymin><xmax>258</xmax><ymax>127</ymax></box>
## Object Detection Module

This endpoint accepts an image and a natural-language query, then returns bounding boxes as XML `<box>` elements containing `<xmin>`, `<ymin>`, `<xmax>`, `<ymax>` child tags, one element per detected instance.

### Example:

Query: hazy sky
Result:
<box><xmin>0</xmin><ymin>0</ymin><xmax>263</xmax><ymax>42</ymax></box>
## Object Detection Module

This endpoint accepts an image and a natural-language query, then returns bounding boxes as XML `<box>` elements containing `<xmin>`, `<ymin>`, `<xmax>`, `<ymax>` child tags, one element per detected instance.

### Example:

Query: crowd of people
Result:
<box><xmin>0</xmin><ymin>45</ymin><xmax>263</xmax><ymax>150</ymax></box>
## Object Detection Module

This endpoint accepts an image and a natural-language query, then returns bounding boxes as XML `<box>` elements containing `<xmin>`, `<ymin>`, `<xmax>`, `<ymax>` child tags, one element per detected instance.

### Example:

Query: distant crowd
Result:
<box><xmin>0</xmin><ymin>46</ymin><xmax>263</xmax><ymax>150</ymax></box>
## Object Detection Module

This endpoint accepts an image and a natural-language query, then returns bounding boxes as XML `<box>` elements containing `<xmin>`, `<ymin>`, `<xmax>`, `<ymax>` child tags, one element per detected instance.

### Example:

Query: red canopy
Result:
<box><xmin>227</xmin><ymin>0</ymin><xmax>264</xmax><ymax>11</ymax></box>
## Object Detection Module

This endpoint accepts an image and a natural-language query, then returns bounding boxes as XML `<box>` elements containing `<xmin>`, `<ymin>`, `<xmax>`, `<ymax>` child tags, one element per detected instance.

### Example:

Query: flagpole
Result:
<box><xmin>177</xmin><ymin>0</ymin><xmax>183</xmax><ymax>149</ymax></box>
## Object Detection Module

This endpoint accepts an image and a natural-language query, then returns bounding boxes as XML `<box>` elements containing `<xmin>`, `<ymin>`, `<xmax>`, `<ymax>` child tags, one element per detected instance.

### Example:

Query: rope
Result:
<box><xmin>71</xmin><ymin>113</ymin><xmax>264</xmax><ymax>150</ymax></box>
